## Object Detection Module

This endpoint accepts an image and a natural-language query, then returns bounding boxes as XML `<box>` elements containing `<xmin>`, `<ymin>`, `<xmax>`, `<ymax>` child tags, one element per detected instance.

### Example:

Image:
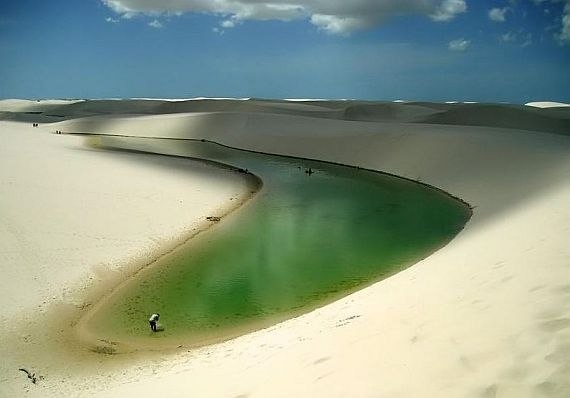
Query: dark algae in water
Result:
<box><xmin>80</xmin><ymin>138</ymin><xmax>471</xmax><ymax>349</ymax></box>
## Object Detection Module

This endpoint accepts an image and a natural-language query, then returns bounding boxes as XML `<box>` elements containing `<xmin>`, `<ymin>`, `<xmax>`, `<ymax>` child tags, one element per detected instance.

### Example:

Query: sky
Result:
<box><xmin>1</xmin><ymin>0</ymin><xmax>569</xmax><ymax>103</ymax></box>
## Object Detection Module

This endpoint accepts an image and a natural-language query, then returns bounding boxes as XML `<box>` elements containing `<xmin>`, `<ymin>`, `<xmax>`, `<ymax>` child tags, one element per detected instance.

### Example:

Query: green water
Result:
<box><xmin>83</xmin><ymin>138</ymin><xmax>470</xmax><ymax>346</ymax></box>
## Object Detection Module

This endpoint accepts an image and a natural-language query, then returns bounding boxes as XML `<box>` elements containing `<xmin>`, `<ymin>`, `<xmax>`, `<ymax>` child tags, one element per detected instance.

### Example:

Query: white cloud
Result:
<box><xmin>489</xmin><ymin>7</ymin><xmax>508</xmax><ymax>22</ymax></box>
<box><xmin>430</xmin><ymin>0</ymin><xmax>467</xmax><ymax>22</ymax></box>
<box><xmin>310</xmin><ymin>14</ymin><xmax>369</xmax><ymax>35</ymax></box>
<box><xmin>101</xmin><ymin>0</ymin><xmax>467</xmax><ymax>34</ymax></box>
<box><xmin>500</xmin><ymin>30</ymin><xmax>535</xmax><ymax>47</ymax></box>
<box><xmin>448</xmin><ymin>38</ymin><xmax>470</xmax><ymax>51</ymax></box>
<box><xmin>105</xmin><ymin>17</ymin><xmax>119</xmax><ymax>23</ymax></box>
<box><xmin>221</xmin><ymin>19</ymin><xmax>236</xmax><ymax>28</ymax></box>
<box><xmin>148</xmin><ymin>19</ymin><xmax>162</xmax><ymax>28</ymax></box>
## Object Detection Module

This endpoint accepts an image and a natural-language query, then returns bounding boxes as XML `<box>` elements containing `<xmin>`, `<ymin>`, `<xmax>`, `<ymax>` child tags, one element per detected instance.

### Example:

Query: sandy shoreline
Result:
<box><xmin>1</xmin><ymin>99</ymin><xmax>569</xmax><ymax>397</ymax></box>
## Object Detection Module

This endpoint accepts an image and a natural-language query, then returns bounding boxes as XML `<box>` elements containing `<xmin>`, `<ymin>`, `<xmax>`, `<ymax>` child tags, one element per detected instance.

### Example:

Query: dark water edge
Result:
<box><xmin>79</xmin><ymin>136</ymin><xmax>471</xmax><ymax>349</ymax></box>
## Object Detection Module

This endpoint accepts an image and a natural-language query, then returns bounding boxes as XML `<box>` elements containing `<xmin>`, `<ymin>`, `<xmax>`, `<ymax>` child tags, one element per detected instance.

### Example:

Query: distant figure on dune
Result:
<box><xmin>149</xmin><ymin>313</ymin><xmax>160</xmax><ymax>332</ymax></box>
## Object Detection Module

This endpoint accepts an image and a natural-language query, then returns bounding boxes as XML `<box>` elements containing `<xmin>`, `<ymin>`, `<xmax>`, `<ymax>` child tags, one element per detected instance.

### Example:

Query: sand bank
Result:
<box><xmin>0</xmin><ymin>119</ymin><xmax>258</xmax><ymax>395</ymax></box>
<box><xmin>1</xmin><ymin>99</ymin><xmax>569</xmax><ymax>397</ymax></box>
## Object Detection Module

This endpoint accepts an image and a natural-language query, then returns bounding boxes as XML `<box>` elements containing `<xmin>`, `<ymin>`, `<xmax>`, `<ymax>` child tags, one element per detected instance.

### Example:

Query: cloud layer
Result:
<box><xmin>101</xmin><ymin>0</ymin><xmax>467</xmax><ymax>34</ymax></box>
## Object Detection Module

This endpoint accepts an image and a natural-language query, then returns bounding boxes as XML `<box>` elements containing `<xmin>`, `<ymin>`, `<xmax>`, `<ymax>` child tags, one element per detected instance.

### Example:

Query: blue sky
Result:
<box><xmin>1</xmin><ymin>0</ymin><xmax>569</xmax><ymax>103</ymax></box>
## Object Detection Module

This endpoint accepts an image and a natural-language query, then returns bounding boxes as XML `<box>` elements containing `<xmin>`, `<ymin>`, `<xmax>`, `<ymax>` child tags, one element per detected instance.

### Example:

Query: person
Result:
<box><xmin>149</xmin><ymin>313</ymin><xmax>160</xmax><ymax>332</ymax></box>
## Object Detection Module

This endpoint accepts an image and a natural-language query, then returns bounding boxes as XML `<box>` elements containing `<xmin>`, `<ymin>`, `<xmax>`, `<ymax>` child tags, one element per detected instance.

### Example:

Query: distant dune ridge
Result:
<box><xmin>1</xmin><ymin>98</ymin><xmax>569</xmax><ymax>135</ymax></box>
<box><xmin>0</xmin><ymin>98</ymin><xmax>569</xmax><ymax>397</ymax></box>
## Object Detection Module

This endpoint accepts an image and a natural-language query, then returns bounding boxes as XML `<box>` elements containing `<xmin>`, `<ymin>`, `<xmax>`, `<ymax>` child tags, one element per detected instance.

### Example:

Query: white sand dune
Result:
<box><xmin>0</xmin><ymin>99</ymin><xmax>569</xmax><ymax>397</ymax></box>
<box><xmin>0</xmin><ymin>122</ymin><xmax>254</xmax><ymax>321</ymax></box>
<box><xmin>525</xmin><ymin>101</ymin><xmax>570</xmax><ymax>108</ymax></box>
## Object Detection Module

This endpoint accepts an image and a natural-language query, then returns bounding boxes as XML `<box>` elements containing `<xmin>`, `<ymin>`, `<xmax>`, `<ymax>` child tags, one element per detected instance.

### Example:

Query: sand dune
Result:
<box><xmin>3</xmin><ymin>98</ymin><xmax>568</xmax><ymax>134</ymax></box>
<box><xmin>0</xmin><ymin>98</ymin><xmax>341</xmax><ymax>121</ymax></box>
<box><xmin>0</xmin><ymin>99</ymin><xmax>569</xmax><ymax>397</ymax></box>
<box><xmin>417</xmin><ymin>103</ymin><xmax>570</xmax><ymax>136</ymax></box>
<box><xmin>525</xmin><ymin>101</ymin><xmax>570</xmax><ymax>108</ymax></box>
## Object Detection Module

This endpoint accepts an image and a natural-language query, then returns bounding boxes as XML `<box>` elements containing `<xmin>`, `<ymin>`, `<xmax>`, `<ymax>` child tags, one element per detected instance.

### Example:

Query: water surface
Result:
<box><xmin>81</xmin><ymin>138</ymin><xmax>470</xmax><ymax>347</ymax></box>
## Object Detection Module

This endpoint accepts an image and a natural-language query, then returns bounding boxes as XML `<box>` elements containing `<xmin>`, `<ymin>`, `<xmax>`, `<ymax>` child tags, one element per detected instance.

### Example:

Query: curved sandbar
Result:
<box><xmin>77</xmin><ymin>136</ymin><xmax>471</xmax><ymax>352</ymax></box>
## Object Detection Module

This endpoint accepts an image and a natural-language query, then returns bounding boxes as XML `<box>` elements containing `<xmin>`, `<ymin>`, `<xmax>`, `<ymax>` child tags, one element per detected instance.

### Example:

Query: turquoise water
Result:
<box><xmin>83</xmin><ymin>138</ymin><xmax>470</xmax><ymax>346</ymax></box>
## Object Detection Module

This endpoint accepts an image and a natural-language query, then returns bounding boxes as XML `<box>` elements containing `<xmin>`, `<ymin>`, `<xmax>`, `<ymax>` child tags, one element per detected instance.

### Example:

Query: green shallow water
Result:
<box><xmin>82</xmin><ymin>138</ymin><xmax>471</xmax><ymax>347</ymax></box>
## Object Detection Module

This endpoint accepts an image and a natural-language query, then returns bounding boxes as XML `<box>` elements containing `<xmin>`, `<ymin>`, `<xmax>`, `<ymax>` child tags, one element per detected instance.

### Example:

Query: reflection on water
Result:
<box><xmin>83</xmin><ymin>138</ymin><xmax>470</xmax><ymax>345</ymax></box>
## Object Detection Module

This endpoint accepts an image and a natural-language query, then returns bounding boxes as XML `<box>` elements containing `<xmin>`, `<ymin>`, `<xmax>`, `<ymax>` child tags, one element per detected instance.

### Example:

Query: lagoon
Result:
<box><xmin>80</xmin><ymin>137</ymin><xmax>470</xmax><ymax>349</ymax></box>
